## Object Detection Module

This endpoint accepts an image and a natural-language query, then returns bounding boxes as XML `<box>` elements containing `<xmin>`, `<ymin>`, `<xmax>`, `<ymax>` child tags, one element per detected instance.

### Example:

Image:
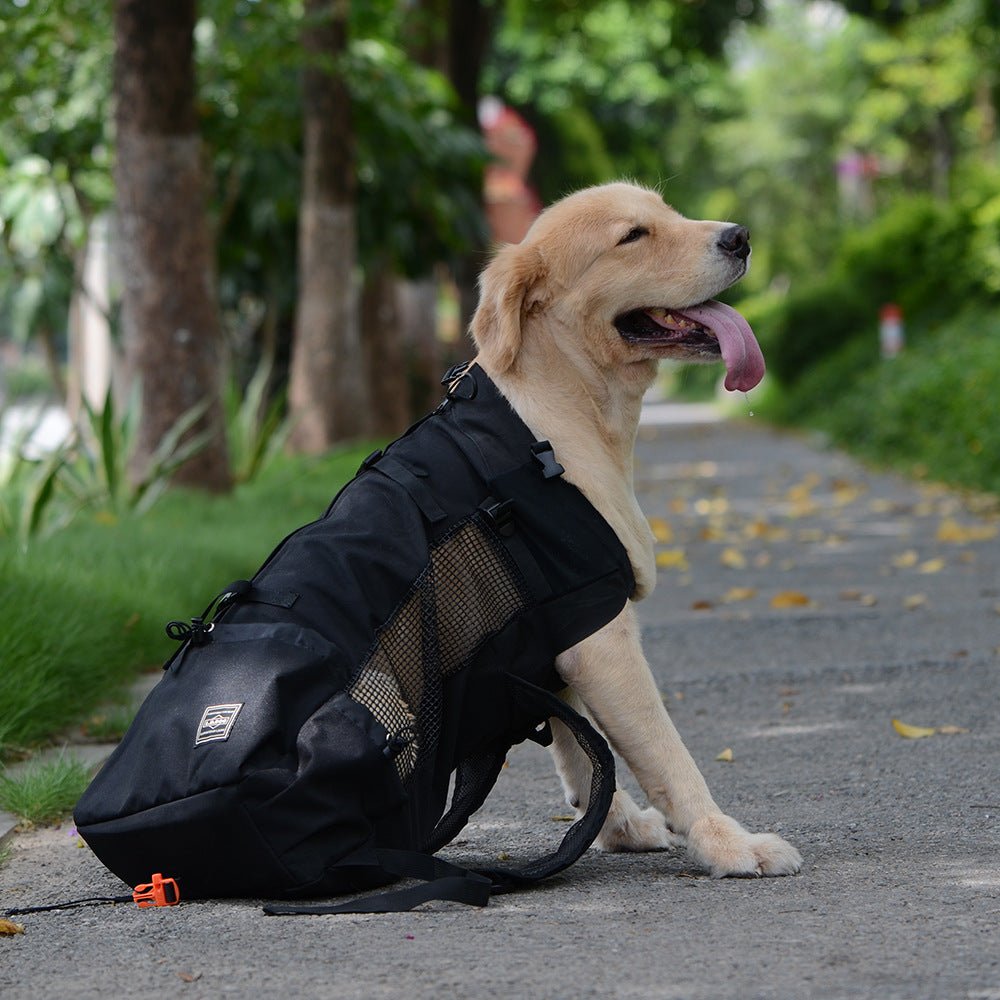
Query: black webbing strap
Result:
<box><xmin>421</xmin><ymin>748</ymin><xmax>509</xmax><ymax>855</ymax></box>
<box><xmin>472</xmin><ymin>675</ymin><xmax>616</xmax><ymax>889</ymax></box>
<box><xmin>262</xmin><ymin>851</ymin><xmax>491</xmax><ymax>915</ymax></box>
<box><xmin>423</xmin><ymin>678</ymin><xmax>616</xmax><ymax>886</ymax></box>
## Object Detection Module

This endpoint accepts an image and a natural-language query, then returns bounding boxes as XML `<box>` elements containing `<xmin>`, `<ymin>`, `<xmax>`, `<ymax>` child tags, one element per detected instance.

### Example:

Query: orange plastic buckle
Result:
<box><xmin>132</xmin><ymin>873</ymin><xmax>180</xmax><ymax>908</ymax></box>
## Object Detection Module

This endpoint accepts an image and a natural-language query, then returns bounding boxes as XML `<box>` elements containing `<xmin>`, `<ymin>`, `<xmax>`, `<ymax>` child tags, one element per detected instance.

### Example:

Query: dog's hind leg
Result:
<box><xmin>550</xmin><ymin>689</ymin><xmax>683</xmax><ymax>852</ymax></box>
<box><xmin>555</xmin><ymin>605</ymin><xmax>802</xmax><ymax>878</ymax></box>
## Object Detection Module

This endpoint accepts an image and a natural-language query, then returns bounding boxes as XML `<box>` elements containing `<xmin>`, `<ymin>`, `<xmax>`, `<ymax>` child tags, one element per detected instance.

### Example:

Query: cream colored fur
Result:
<box><xmin>471</xmin><ymin>182</ymin><xmax>802</xmax><ymax>877</ymax></box>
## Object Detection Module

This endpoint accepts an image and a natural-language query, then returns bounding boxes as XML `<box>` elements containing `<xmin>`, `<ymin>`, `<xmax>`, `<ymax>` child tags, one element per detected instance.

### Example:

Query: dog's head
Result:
<box><xmin>471</xmin><ymin>182</ymin><xmax>764</xmax><ymax>392</ymax></box>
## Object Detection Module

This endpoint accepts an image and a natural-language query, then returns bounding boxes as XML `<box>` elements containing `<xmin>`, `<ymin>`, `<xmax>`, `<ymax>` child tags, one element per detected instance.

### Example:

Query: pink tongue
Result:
<box><xmin>679</xmin><ymin>300</ymin><xmax>765</xmax><ymax>392</ymax></box>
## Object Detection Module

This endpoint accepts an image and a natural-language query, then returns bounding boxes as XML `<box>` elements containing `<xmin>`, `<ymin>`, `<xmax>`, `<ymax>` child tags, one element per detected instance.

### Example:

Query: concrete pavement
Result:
<box><xmin>1</xmin><ymin>406</ymin><xmax>998</xmax><ymax>999</ymax></box>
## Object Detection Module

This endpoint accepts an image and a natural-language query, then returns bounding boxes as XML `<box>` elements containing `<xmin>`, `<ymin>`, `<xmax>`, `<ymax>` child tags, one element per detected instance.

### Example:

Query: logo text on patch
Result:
<box><xmin>195</xmin><ymin>703</ymin><xmax>243</xmax><ymax>746</ymax></box>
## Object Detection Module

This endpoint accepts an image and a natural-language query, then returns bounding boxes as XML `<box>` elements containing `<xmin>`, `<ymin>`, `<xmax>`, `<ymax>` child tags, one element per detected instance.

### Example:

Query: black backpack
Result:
<box><xmin>74</xmin><ymin>363</ymin><xmax>635</xmax><ymax>914</ymax></box>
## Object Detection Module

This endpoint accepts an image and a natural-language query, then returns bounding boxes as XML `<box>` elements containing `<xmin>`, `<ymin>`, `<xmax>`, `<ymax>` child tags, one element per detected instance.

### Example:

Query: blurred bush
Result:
<box><xmin>809</xmin><ymin>308</ymin><xmax>1000</xmax><ymax>493</ymax></box>
<box><xmin>764</xmin><ymin>178</ymin><xmax>1000</xmax><ymax>389</ymax></box>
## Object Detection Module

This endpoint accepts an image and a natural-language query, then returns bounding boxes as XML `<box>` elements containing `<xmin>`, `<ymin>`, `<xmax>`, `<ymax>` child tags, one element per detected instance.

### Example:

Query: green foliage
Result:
<box><xmin>777</xmin><ymin>307</ymin><xmax>1000</xmax><ymax>494</ymax></box>
<box><xmin>486</xmin><ymin>0</ymin><xmax>746</xmax><ymax>206</ymax></box>
<box><xmin>348</xmin><ymin>39</ymin><xmax>489</xmax><ymax>276</ymax></box>
<box><xmin>764</xmin><ymin>186</ymin><xmax>1000</xmax><ymax>388</ymax></box>
<box><xmin>0</xmin><ymin>755</ymin><xmax>91</xmax><ymax>825</ymax></box>
<box><xmin>0</xmin><ymin>0</ymin><xmax>112</xmax><ymax>345</ymax></box>
<box><xmin>0</xmin><ymin>388</ymin><xmax>212</xmax><ymax>545</ymax></box>
<box><xmin>223</xmin><ymin>358</ymin><xmax>290</xmax><ymax>485</ymax></box>
<box><xmin>0</xmin><ymin>445</ymin><xmax>369</xmax><ymax>758</ymax></box>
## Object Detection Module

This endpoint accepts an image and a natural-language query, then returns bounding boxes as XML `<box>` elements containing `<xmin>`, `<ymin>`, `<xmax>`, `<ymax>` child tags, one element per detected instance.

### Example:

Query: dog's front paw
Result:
<box><xmin>686</xmin><ymin>813</ymin><xmax>802</xmax><ymax>878</ymax></box>
<box><xmin>594</xmin><ymin>790</ymin><xmax>685</xmax><ymax>852</ymax></box>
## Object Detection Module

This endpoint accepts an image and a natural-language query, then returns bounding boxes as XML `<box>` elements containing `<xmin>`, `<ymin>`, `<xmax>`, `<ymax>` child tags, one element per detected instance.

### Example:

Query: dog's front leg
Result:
<box><xmin>554</xmin><ymin>605</ymin><xmax>802</xmax><ymax>878</ymax></box>
<box><xmin>550</xmin><ymin>689</ymin><xmax>684</xmax><ymax>853</ymax></box>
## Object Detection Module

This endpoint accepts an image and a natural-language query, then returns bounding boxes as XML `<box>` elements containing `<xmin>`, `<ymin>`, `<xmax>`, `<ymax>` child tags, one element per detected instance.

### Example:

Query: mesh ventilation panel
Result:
<box><xmin>348</xmin><ymin>514</ymin><xmax>531</xmax><ymax>781</ymax></box>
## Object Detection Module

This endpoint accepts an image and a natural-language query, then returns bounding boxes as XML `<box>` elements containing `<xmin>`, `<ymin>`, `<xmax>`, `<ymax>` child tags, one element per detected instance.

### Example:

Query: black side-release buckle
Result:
<box><xmin>441</xmin><ymin>362</ymin><xmax>477</xmax><ymax>401</ymax></box>
<box><xmin>481</xmin><ymin>498</ymin><xmax>516</xmax><ymax>537</ymax></box>
<box><xmin>530</xmin><ymin>440</ymin><xmax>564</xmax><ymax>479</ymax></box>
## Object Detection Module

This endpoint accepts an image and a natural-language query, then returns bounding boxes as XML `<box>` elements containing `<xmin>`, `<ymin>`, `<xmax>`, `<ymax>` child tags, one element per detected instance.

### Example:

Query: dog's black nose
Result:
<box><xmin>718</xmin><ymin>225</ymin><xmax>750</xmax><ymax>261</ymax></box>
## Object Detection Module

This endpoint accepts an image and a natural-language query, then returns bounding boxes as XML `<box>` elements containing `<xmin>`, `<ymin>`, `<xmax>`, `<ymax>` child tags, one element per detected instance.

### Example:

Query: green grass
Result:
<box><xmin>0</xmin><ymin>446</ymin><xmax>370</xmax><ymax>759</ymax></box>
<box><xmin>0</xmin><ymin>756</ymin><xmax>91</xmax><ymax>825</ymax></box>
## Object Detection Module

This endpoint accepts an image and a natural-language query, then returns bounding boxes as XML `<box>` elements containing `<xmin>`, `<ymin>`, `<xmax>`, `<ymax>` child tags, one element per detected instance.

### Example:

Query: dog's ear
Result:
<box><xmin>471</xmin><ymin>242</ymin><xmax>548</xmax><ymax>373</ymax></box>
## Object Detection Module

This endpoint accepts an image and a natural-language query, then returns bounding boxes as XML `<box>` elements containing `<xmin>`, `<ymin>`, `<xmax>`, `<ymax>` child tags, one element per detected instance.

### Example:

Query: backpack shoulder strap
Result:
<box><xmin>471</xmin><ymin>674</ymin><xmax>615</xmax><ymax>889</ymax></box>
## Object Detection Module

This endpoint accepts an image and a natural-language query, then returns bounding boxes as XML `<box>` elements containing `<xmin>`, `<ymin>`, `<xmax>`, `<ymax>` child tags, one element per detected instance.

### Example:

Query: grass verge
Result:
<box><xmin>0</xmin><ymin>756</ymin><xmax>91</xmax><ymax>826</ymax></box>
<box><xmin>0</xmin><ymin>445</ymin><xmax>370</xmax><ymax>759</ymax></box>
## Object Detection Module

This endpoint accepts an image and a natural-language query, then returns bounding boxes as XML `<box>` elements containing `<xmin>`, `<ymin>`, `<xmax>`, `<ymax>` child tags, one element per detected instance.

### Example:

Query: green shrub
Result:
<box><xmin>766</xmin><ymin>189</ymin><xmax>1000</xmax><ymax>389</ymax></box>
<box><xmin>784</xmin><ymin>307</ymin><xmax>1000</xmax><ymax>494</ymax></box>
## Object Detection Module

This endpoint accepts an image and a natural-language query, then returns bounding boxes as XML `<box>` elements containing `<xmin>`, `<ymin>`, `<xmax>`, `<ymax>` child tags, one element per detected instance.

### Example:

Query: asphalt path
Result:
<box><xmin>2</xmin><ymin>407</ymin><xmax>998</xmax><ymax>999</ymax></box>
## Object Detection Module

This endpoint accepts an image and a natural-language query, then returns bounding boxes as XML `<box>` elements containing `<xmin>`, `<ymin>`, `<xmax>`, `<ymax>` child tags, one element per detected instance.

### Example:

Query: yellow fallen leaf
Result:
<box><xmin>550</xmin><ymin>815</ymin><xmax>576</xmax><ymax>823</ymax></box>
<box><xmin>722</xmin><ymin>586</ymin><xmax>757</xmax><ymax>603</ymax></box>
<box><xmin>691</xmin><ymin>599</ymin><xmax>714</xmax><ymax>611</ymax></box>
<box><xmin>786</xmin><ymin>473</ymin><xmax>821</xmax><ymax>502</ymax></box>
<box><xmin>838</xmin><ymin>590</ymin><xmax>878</xmax><ymax>606</ymax></box>
<box><xmin>918</xmin><ymin>557</ymin><xmax>945</xmax><ymax>574</ymax></box>
<box><xmin>715</xmin><ymin>748</ymin><xmax>734</xmax><ymax>762</ymax></box>
<box><xmin>832</xmin><ymin>482</ymin><xmax>863</xmax><ymax>506</ymax></box>
<box><xmin>648</xmin><ymin>517</ymin><xmax>674</xmax><ymax>543</ymax></box>
<box><xmin>770</xmin><ymin>590</ymin><xmax>812</xmax><ymax>609</ymax></box>
<box><xmin>694</xmin><ymin>497</ymin><xmax>729</xmax><ymax>516</ymax></box>
<box><xmin>744</xmin><ymin>520</ymin><xmax>789</xmax><ymax>542</ymax></box>
<box><xmin>719</xmin><ymin>547</ymin><xmax>747</xmax><ymax>569</ymax></box>
<box><xmin>891</xmin><ymin>550</ymin><xmax>919</xmax><ymax>569</ymax></box>
<box><xmin>656</xmin><ymin>549</ymin><xmax>689</xmax><ymax>571</ymax></box>
<box><xmin>936</xmin><ymin>518</ymin><xmax>998</xmax><ymax>544</ymax></box>
<box><xmin>892</xmin><ymin>718</ymin><xmax>936</xmax><ymax>739</ymax></box>
<box><xmin>935</xmin><ymin>725</ymin><xmax>969</xmax><ymax>735</ymax></box>
<box><xmin>0</xmin><ymin>919</ymin><xmax>25</xmax><ymax>936</ymax></box>
<box><xmin>903</xmin><ymin>594</ymin><xmax>928</xmax><ymax>610</ymax></box>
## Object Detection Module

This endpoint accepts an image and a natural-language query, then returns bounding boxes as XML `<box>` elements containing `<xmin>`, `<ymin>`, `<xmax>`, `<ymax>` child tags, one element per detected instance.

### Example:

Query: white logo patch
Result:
<box><xmin>195</xmin><ymin>703</ymin><xmax>243</xmax><ymax>746</ymax></box>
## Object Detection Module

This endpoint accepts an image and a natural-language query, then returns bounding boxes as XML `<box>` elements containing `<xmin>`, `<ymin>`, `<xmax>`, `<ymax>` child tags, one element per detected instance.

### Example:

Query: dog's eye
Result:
<box><xmin>618</xmin><ymin>226</ymin><xmax>649</xmax><ymax>246</ymax></box>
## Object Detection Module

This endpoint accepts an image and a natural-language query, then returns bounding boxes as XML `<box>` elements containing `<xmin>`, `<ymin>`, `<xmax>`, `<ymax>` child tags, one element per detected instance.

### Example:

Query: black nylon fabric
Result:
<box><xmin>75</xmin><ymin>364</ymin><xmax>635</xmax><ymax>902</ymax></box>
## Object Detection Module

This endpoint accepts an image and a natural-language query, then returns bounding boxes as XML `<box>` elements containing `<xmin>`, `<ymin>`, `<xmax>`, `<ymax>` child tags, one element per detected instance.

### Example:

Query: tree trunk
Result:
<box><xmin>398</xmin><ymin>277</ymin><xmax>442</xmax><ymax>418</ymax></box>
<box><xmin>287</xmin><ymin>0</ymin><xmax>369</xmax><ymax>452</ymax></box>
<box><xmin>360</xmin><ymin>261</ymin><xmax>410</xmax><ymax>437</ymax></box>
<box><xmin>113</xmin><ymin>0</ymin><xmax>232</xmax><ymax>492</ymax></box>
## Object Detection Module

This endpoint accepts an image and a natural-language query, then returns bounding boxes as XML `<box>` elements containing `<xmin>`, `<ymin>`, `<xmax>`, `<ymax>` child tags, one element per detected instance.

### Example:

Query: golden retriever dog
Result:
<box><xmin>471</xmin><ymin>181</ymin><xmax>802</xmax><ymax>877</ymax></box>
